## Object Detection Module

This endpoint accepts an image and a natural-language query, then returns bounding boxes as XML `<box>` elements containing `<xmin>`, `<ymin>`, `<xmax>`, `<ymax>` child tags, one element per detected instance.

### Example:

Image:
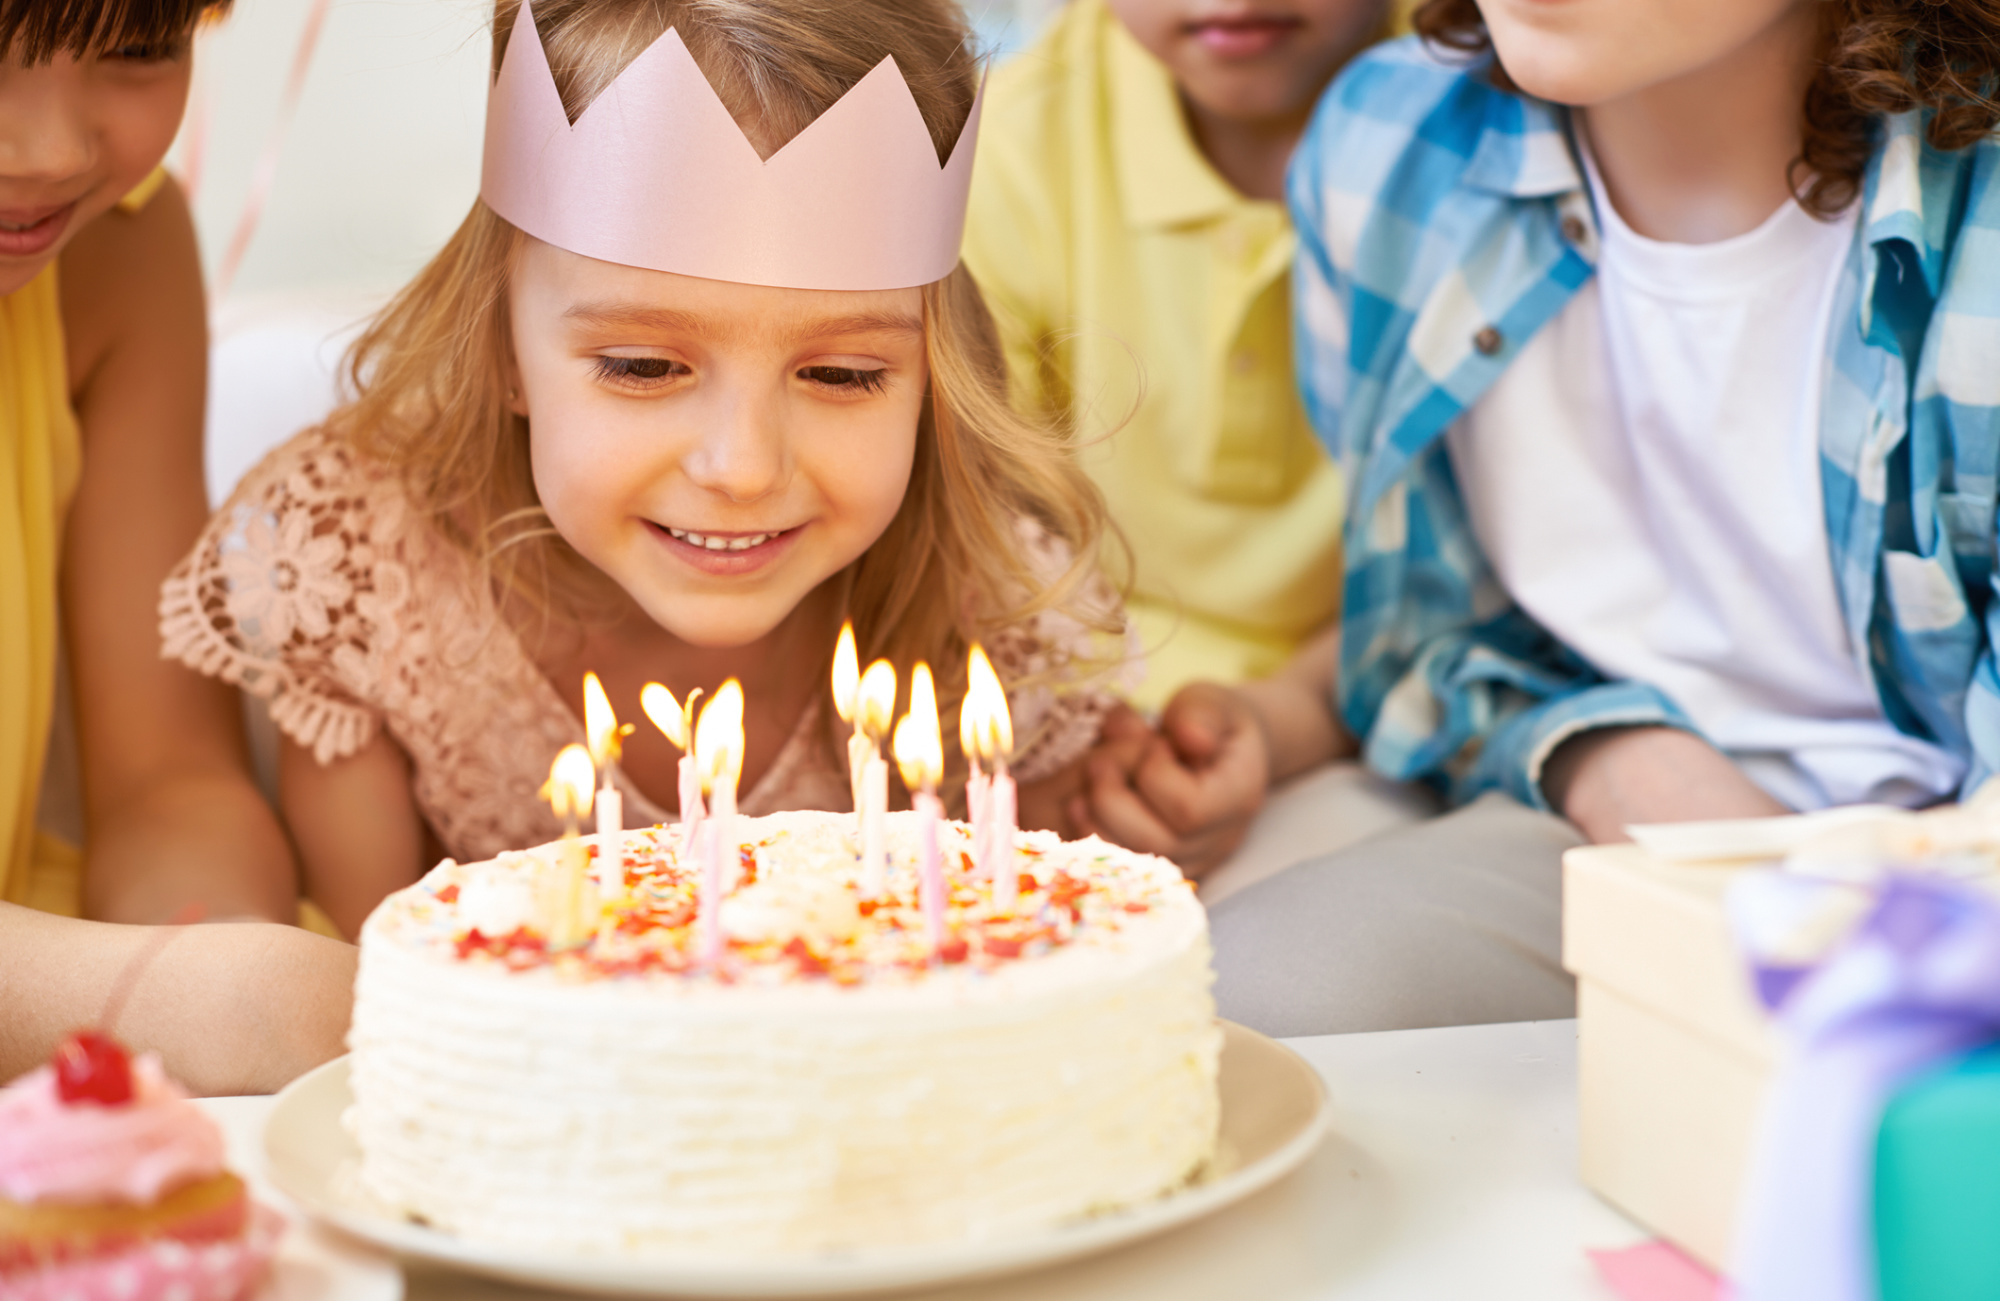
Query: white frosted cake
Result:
<box><xmin>345</xmin><ymin>809</ymin><xmax>1220</xmax><ymax>1254</ymax></box>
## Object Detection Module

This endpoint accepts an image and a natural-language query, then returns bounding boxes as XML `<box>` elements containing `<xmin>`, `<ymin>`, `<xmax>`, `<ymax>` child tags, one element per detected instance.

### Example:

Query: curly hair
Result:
<box><xmin>1411</xmin><ymin>0</ymin><xmax>2000</xmax><ymax>217</ymax></box>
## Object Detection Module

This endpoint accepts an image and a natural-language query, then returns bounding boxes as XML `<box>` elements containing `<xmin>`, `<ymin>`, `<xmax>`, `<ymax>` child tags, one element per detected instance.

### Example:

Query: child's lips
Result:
<box><xmin>648</xmin><ymin>521</ymin><xmax>804</xmax><ymax>576</ymax></box>
<box><xmin>0</xmin><ymin>202</ymin><xmax>76</xmax><ymax>259</ymax></box>
<box><xmin>1185</xmin><ymin>14</ymin><xmax>1304</xmax><ymax>58</ymax></box>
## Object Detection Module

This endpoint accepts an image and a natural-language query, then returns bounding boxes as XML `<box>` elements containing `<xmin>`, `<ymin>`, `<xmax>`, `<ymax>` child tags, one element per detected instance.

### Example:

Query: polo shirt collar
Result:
<box><xmin>1107</xmin><ymin>9</ymin><xmax>1242</xmax><ymax>229</ymax></box>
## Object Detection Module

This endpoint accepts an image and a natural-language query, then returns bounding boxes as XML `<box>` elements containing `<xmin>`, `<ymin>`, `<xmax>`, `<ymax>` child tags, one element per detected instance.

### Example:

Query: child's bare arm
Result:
<box><xmin>1542</xmin><ymin>726</ymin><xmax>1789</xmax><ymax>844</ymax></box>
<box><xmin>60</xmin><ymin>178</ymin><xmax>299</xmax><ymax>924</ymax></box>
<box><xmin>0</xmin><ymin>902</ymin><xmax>354</xmax><ymax>1096</ymax></box>
<box><xmin>278</xmin><ymin>732</ymin><xmax>430</xmax><ymax>940</ymax></box>
<box><xmin>1232</xmin><ymin>625</ymin><xmax>1355</xmax><ymax>782</ymax></box>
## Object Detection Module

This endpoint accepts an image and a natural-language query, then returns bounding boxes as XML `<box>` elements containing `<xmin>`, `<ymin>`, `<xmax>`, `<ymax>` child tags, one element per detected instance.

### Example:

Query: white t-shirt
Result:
<box><xmin>1445</xmin><ymin>151</ymin><xmax>1964</xmax><ymax>811</ymax></box>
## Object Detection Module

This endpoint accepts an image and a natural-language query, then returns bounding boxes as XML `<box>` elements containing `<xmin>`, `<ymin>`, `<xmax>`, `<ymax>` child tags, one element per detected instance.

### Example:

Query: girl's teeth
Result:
<box><xmin>669</xmin><ymin>528</ymin><xmax>776</xmax><ymax>552</ymax></box>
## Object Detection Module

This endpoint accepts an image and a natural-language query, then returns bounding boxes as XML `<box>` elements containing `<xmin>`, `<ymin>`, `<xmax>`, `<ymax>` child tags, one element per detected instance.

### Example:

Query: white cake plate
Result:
<box><xmin>264</xmin><ymin>1020</ymin><xmax>1329</xmax><ymax>1298</ymax></box>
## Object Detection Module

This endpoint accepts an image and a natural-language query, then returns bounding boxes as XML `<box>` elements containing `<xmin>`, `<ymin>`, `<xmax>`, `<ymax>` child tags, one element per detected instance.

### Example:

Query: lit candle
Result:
<box><xmin>894</xmin><ymin>662</ymin><xmax>947</xmax><ymax>952</ymax></box>
<box><xmin>832</xmin><ymin>621</ymin><xmax>872</xmax><ymax>827</ymax></box>
<box><xmin>640</xmin><ymin>681</ymin><xmax>706</xmax><ymax>861</ymax></box>
<box><xmin>855</xmin><ymin>659</ymin><xmax>898</xmax><ymax>898</ymax></box>
<box><xmin>539</xmin><ymin>743</ymin><xmax>599</xmax><ymax>949</ymax></box>
<box><xmin>693</xmin><ymin>680</ymin><xmax>746</xmax><ymax>968</ymax></box>
<box><xmin>581</xmin><ymin>673</ymin><xmax>632</xmax><ymax>889</ymax></box>
<box><xmin>961</xmin><ymin>645</ymin><xmax>1018</xmax><ymax>913</ymax></box>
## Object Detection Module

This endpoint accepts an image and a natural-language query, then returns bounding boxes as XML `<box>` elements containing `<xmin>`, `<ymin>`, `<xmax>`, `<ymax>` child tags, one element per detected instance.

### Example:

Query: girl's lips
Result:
<box><xmin>647</xmin><ymin>521</ymin><xmax>804</xmax><ymax>577</ymax></box>
<box><xmin>0</xmin><ymin>202</ymin><xmax>75</xmax><ymax>260</ymax></box>
<box><xmin>1186</xmin><ymin>15</ymin><xmax>1304</xmax><ymax>58</ymax></box>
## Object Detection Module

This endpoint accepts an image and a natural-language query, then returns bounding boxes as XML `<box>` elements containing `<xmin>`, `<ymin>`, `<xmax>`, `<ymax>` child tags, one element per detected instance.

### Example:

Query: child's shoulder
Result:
<box><xmin>204</xmin><ymin>424</ymin><xmax>428</xmax><ymax>563</ymax></box>
<box><xmin>56</xmin><ymin>172</ymin><xmax>202</xmax><ymax>396</ymax></box>
<box><xmin>161</xmin><ymin>425</ymin><xmax>459</xmax><ymax>764</ymax></box>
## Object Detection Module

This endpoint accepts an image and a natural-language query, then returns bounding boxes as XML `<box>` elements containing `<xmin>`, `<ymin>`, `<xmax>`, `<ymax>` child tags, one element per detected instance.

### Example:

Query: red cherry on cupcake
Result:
<box><xmin>53</xmin><ymin>1030</ymin><xmax>135</xmax><ymax>1106</ymax></box>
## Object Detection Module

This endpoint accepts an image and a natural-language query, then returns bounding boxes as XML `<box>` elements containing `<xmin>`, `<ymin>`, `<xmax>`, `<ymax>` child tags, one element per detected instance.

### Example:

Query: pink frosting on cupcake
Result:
<box><xmin>0</xmin><ymin>1053</ymin><xmax>225</xmax><ymax>1206</ymax></box>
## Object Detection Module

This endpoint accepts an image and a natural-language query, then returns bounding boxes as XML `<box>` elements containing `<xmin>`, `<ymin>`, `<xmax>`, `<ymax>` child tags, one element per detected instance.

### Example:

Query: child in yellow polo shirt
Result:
<box><xmin>964</xmin><ymin>0</ymin><xmax>1393</xmax><ymax>874</ymax></box>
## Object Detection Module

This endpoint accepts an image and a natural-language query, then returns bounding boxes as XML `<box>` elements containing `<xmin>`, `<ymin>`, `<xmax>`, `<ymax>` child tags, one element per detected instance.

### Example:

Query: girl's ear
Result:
<box><xmin>505</xmin><ymin>363</ymin><xmax>529</xmax><ymax>417</ymax></box>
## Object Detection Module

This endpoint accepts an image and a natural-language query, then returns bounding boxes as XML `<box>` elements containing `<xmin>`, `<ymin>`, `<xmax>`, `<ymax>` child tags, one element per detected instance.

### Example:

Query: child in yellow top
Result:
<box><xmin>964</xmin><ymin>0</ymin><xmax>1389</xmax><ymax>871</ymax></box>
<box><xmin>0</xmin><ymin>0</ymin><xmax>351</xmax><ymax>1091</ymax></box>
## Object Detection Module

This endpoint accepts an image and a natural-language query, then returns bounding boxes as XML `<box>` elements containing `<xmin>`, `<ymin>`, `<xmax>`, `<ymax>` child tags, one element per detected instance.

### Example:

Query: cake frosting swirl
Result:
<box><xmin>347</xmin><ymin>808</ymin><xmax>1221</xmax><ymax>1254</ymax></box>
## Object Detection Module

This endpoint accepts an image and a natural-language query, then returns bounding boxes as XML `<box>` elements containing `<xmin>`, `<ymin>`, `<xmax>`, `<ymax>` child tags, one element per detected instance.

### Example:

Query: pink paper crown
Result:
<box><xmin>480</xmin><ymin>0</ymin><xmax>984</xmax><ymax>292</ymax></box>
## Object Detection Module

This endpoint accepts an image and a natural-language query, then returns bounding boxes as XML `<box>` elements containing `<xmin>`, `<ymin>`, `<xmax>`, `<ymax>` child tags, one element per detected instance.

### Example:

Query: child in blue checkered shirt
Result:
<box><xmin>1205</xmin><ymin>0</ymin><xmax>2000</xmax><ymax>1035</ymax></box>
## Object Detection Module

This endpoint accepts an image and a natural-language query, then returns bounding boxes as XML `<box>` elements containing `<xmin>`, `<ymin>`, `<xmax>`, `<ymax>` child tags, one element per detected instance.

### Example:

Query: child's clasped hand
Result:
<box><xmin>1072</xmin><ymin>686</ymin><xmax>1270</xmax><ymax>877</ymax></box>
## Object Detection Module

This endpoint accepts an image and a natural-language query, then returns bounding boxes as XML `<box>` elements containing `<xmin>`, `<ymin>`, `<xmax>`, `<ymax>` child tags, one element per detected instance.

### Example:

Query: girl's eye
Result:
<box><xmin>800</xmin><ymin>366</ymin><xmax>889</xmax><ymax>394</ymax></box>
<box><xmin>107</xmin><ymin>40</ymin><xmax>182</xmax><ymax>62</ymax></box>
<box><xmin>594</xmin><ymin>357</ymin><xmax>686</xmax><ymax>386</ymax></box>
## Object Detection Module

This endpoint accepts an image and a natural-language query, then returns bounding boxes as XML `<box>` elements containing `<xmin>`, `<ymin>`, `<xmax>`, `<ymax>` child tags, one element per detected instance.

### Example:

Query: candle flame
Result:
<box><xmin>640</xmin><ymin>682</ymin><xmax>702</xmax><ymax>752</ymax></box>
<box><xmin>959</xmin><ymin>644</ymin><xmax>1013</xmax><ymax>762</ymax></box>
<box><xmin>893</xmin><ymin>662</ymin><xmax>943</xmax><ymax>791</ymax></box>
<box><xmin>582</xmin><ymin>673</ymin><xmax>631</xmax><ymax>768</ymax></box>
<box><xmin>543</xmin><ymin>743</ymin><xmax>596</xmax><ymax>822</ymax></box>
<box><xmin>693</xmin><ymin>679</ymin><xmax>746</xmax><ymax>795</ymax></box>
<box><xmin>832</xmin><ymin>621</ymin><xmax>860</xmax><ymax>724</ymax></box>
<box><xmin>857</xmin><ymin>659</ymin><xmax>897</xmax><ymax>741</ymax></box>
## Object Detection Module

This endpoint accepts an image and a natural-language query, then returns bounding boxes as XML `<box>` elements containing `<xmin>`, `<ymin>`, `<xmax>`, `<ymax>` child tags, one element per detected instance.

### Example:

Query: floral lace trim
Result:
<box><xmin>160</xmin><ymin>436</ymin><xmax>386</xmax><ymax>766</ymax></box>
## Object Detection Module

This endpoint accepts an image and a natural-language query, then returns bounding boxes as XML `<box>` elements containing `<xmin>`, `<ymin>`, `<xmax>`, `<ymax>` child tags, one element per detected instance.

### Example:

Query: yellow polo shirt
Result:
<box><xmin>963</xmin><ymin>0</ymin><xmax>1344</xmax><ymax>708</ymax></box>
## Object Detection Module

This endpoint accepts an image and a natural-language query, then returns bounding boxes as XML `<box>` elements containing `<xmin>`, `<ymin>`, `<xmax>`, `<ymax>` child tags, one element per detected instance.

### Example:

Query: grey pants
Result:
<box><xmin>1208</xmin><ymin>792</ymin><xmax>1582</xmax><ymax>1038</ymax></box>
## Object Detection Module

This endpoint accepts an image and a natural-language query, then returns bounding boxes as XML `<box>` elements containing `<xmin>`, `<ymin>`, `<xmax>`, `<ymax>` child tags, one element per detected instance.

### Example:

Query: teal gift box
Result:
<box><xmin>1875</xmin><ymin>1045</ymin><xmax>2000</xmax><ymax>1301</ymax></box>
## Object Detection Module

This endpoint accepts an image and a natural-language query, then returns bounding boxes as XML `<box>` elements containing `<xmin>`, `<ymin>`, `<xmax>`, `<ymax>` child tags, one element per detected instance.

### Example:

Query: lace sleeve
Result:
<box><xmin>159</xmin><ymin>430</ymin><xmax>391</xmax><ymax>765</ymax></box>
<box><xmin>989</xmin><ymin>520</ymin><xmax>1136</xmax><ymax>786</ymax></box>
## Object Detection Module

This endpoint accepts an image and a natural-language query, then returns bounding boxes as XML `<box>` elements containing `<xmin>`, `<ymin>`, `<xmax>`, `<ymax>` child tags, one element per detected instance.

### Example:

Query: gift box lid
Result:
<box><xmin>1563</xmin><ymin>845</ymin><xmax>1775</xmax><ymax>1066</ymax></box>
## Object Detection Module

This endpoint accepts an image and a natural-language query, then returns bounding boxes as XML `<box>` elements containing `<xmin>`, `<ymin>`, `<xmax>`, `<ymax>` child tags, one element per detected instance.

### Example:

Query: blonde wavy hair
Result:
<box><xmin>330</xmin><ymin>0</ymin><xmax>1118</xmax><ymax>734</ymax></box>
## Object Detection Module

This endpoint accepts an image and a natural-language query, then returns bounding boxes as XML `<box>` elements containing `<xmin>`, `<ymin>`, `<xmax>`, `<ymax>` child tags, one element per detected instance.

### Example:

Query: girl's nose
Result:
<box><xmin>679</xmin><ymin>384</ymin><xmax>789</xmax><ymax>504</ymax></box>
<box><xmin>0</xmin><ymin>63</ymin><xmax>95</xmax><ymax>182</ymax></box>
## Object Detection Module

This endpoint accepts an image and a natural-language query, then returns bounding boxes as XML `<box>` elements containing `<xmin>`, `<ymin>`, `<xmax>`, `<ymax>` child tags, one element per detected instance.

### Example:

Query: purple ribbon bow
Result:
<box><xmin>1728</xmin><ymin>872</ymin><xmax>2000</xmax><ymax>1301</ymax></box>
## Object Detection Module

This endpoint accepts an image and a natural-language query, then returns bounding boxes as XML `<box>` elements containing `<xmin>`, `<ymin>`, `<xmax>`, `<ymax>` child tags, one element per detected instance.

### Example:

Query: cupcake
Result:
<box><xmin>0</xmin><ymin>1030</ymin><xmax>281</xmax><ymax>1301</ymax></box>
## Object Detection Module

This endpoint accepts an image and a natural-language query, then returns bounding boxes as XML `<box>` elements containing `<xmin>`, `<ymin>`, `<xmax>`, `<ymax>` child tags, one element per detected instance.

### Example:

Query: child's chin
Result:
<box><xmin>642</xmin><ymin>597</ymin><xmax>795</xmax><ymax>651</ymax></box>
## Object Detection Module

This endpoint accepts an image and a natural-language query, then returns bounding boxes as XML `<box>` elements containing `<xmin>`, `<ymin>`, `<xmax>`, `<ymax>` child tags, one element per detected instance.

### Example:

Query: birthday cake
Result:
<box><xmin>345</xmin><ymin>809</ymin><xmax>1220</xmax><ymax>1254</ymax></box>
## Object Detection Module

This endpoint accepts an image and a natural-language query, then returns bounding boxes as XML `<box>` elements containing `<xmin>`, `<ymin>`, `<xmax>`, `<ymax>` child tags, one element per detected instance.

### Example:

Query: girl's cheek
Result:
<box><xmin>834</xmin><ymin>420</ymin><xmax>919</xmax><ymax>544</ymax></box>
<box><xmin>99</xmin><ymin>70</ymin><xmax>193</xmax><ymax>196</ymax></box>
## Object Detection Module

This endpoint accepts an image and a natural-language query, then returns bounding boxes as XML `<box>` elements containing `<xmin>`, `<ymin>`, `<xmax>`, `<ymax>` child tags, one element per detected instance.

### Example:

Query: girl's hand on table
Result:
<box><xmin>1070</xmin><ymin>691</ymin><xmax>1270</xmax><ymax>878</ymax></box>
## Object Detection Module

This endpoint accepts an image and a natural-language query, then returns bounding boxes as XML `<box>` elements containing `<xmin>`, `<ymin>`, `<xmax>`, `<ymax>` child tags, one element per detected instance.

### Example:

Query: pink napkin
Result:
<box><xmin>1587</xmin><ymin>1240</ymin><xmax>1723</xmax><ymax>1301</ymax></box>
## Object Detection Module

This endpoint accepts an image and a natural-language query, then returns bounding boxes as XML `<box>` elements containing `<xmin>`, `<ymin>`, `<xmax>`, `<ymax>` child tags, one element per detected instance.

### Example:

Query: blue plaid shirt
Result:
<box><xmin>1291</xmin><ymin>37</ymin><xmax>2000</xmax><ymax>810</ymax></box>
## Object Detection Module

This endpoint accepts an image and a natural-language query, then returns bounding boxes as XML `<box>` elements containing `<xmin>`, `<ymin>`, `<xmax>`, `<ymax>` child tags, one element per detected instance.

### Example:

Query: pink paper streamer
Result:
<box><xmin>1587</xmin><ymin>1241</ymin><xmax>1722</xmax><ymax>1301</ymax></box>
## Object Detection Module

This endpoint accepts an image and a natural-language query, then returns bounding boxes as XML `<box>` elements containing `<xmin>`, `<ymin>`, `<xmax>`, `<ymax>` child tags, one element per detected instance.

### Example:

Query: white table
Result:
<box><xmin>204</xmin><ymin>1019</ymin><xmax>1648</xmax><ymax>1300</ymax></box>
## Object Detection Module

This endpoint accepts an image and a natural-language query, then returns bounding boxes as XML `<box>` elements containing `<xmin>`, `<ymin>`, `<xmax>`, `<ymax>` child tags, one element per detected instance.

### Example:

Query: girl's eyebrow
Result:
<box><xmin>563</xmin><ymin>301</ymin><xmax>921</xmax><ymax>342</ymax></box>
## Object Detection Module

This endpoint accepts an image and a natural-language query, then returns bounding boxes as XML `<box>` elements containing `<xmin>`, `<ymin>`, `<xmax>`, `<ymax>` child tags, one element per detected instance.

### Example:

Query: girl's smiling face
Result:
<box><xmin>509</xmin><ymin>238</ymin><xmax>927</xmax><ymax>649</ymax></box>
<box><xmin>0</xmin><ymin>33</ymin><xmax>194</xmax><ymax>295</ymax></box>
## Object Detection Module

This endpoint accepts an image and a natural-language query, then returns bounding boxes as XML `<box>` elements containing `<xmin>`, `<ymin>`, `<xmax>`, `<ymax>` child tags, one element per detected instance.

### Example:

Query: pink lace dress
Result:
<box><xmin>160</xmin><ymin>429</ymin><xmax>1121</xmax><ymax>864</ymax></box>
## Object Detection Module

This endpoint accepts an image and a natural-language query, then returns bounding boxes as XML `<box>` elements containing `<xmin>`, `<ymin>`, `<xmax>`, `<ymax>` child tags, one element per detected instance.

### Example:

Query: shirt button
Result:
<box><xmin>1473</xmin><ymin>326</ymin><xmax>1504</xmax><ymax>356</ymax></box>
<box><xmin>1561</xmin><ymin>215</ymin><xmax>1589</xmax><ymax>244</ymax></box>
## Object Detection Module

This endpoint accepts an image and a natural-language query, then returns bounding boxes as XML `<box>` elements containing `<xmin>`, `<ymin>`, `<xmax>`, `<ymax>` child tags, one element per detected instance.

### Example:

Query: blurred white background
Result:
<box><xmin>176</xmin><ymin>0</ymin><xmax>1065</xmax><ymax>500</ymax></box>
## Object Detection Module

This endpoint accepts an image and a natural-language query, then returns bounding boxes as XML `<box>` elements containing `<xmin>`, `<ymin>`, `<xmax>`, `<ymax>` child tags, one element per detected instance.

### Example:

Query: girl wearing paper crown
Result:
<box><xmin>159</xmin><ymin>0</ymin><xmax>1232</xmax><ymax>936</ymax></box>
